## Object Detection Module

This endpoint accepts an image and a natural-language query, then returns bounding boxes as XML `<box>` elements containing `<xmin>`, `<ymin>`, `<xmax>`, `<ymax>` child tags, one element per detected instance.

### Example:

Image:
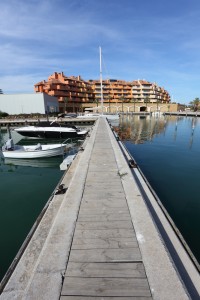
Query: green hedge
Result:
<box><xmin>0</xmin><ymin>111</ymin><xmax>9</xmax><ymax>118</ymax></box>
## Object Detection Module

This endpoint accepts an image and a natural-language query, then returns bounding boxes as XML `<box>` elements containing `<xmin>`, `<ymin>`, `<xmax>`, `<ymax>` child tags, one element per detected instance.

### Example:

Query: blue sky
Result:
<box><xmin>1</xmin><ymin>0</ymin><xmax>200</xmax><ymax>104</ymax></box>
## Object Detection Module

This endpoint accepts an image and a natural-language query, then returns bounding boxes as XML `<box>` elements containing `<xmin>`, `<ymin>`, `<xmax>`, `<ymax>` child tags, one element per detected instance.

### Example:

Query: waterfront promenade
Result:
<box><xmin>1</xmin><ymin>117</ymin><xmax>200</xmax><ymax>299</ymax></box>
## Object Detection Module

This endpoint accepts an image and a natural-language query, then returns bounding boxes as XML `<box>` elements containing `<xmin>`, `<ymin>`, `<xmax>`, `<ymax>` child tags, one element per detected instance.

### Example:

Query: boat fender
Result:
<box><xmin>4</xmin><ymin>138</ymin><xmax>14</xmax><ymax>151</ymax></box>
<box><xmin>35</xmin><ymin>143</ymin><xmax>42</xmax><ymax>150</ymax></box>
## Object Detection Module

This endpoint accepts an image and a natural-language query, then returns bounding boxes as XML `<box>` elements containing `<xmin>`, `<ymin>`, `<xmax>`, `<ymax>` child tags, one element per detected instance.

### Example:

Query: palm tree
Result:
<box><xmin>189</xmin><ymin>98</ymin><xmax>200</xmax><ymax>111</ymax></box>
<box><xmin>107</xmin><ymin>96</ymin><xmax>112</xmax><ymax>113</ymax></box>
<box><xmin>144</xmin><ymin>97</ymin><xmax>149</xmax><ymax>111</ymax></box>
<box><xmin>131</xmin><ymin>97</ymin><xmax>136</xmax><ymax>112</ymax></box>
<box><xmin>119</xmin><ymin>96</ymin><xmax>125</xmax><ymax>112</ymax></box>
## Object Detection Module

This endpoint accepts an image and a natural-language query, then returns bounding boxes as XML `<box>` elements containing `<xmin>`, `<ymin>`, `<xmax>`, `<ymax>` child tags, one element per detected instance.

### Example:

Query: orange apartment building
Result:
<box><xmin>34</xmin><ymin>72</ymin><xmax>95</xmax><ymax>113</ymax></box>
<box><xmin>131</xmin><ymin>80</ymin><xmax>170</xmax><ymax>103</ymax></box>
<box><xmin>88</xmin><ymin>79</ymin><xmax>133</xmax><ymax>103</ymax></box>
<box><xmin>34</xmin><ymin>72</ymin><xmax>171</xmax><ymax>112</ymax></box>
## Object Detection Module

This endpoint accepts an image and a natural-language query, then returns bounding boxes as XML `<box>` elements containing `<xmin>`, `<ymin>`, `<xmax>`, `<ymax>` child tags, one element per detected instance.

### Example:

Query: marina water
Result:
<box><xmin>115</xmin><ymin>114</ymin><xmax>200</xmax><ymax>266</ymax></box>
<box><xmin>0</xmin><ymin>129</ymin><xmax>65</xmax><ymax>282</ymax></box>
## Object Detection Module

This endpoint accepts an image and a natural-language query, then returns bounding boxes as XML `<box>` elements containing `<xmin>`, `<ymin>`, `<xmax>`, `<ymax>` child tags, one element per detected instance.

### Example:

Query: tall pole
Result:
<box><xmin>100</xmin><ymin>46</ymin><xmax>103</xmax><ymax>114</ymax></box>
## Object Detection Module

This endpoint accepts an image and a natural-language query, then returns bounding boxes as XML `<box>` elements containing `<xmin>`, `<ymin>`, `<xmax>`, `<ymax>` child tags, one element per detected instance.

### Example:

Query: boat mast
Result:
<box><xmin>99</xmin><ymin>46</ymin><xmax>103</xmax><ymax>114</ymax></box>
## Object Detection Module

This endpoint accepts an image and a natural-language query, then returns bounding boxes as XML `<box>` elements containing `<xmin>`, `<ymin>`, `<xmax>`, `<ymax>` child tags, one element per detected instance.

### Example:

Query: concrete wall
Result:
<box><xmin>81</xmin><ymin>102</ymin><xmax>178</xmax><ymax>113</ymax></box>
<box><xmin>0</xmin><ymin>93</ymin><xmax>59</xmax><ymax>115</ymax></box>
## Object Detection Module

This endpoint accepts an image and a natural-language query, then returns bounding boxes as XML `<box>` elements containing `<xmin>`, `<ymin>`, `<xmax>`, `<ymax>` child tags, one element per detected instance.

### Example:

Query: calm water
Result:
<box><xmin>116</xmin><ymin>115</ymin><xmax>200</xmax><ymax>264</ymax></box>
<box><xmin>0</xmin><ymin>130</ymin><xmax>65</xmax><ymax>282</ymax></box>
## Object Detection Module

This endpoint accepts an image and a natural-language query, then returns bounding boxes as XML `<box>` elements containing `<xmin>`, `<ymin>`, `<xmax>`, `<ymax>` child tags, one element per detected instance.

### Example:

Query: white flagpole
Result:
<box><xmin>99</xmin><ymin>46</ymin><xmax>103</xmax><ymax>115</ymax></box>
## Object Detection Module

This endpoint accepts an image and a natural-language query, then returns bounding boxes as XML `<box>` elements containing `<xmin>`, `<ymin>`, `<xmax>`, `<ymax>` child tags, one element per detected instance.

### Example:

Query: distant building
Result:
<box><xmin>0</xmin><ymin>93</ymin><xmax>59</xmax><ymax>115</ymax></box>
<box><xmin>88</xmin><ymin>78</ymin><xmax>133</xmax><ymax>103</ymax></box>
<box><xmin>131</xmin><ymin>80</ymin><xmax>170</xmax><ymax>103</ymax></box>
<box><xmin>34</xmin><ymin>72</ymin><xmax>171</xmax><ymax>112</ymax></box>
<box><xmin>34</xmin><ymin>72</ymin><xmax>95</xmax><ymax>113</ymax></box>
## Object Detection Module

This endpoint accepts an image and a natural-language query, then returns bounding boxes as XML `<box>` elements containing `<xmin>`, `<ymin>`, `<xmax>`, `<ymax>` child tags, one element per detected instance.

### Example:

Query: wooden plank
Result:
<box><xmin>86</xmin><ymin>174</ymin><xmax>121</xmax><ymax>180</ymax></box>
<box><xmin>81</xmin><ymin>199</ymin><xmax>128</xmax><ymax>207</ymax></box>
<box><xmin>80</xmin><ymin>202</ymin><xmax>128</xmax><ymax>209</ymax></box>
<box><xmin>81</xmin><ymin>196</ymin><xmax>127</xmax><ymax>202</ymax></box>
<box><xmin>72</xmin><ymin>237</ymin><xmax>138</xmax><ymax>250</ymax></box>
<box><xmin>73</xmin><ymin>229</ymin><xmax>136</xmax><ymax>239</ymax></box>
<box><xmin>65</xmin><ymin>262</ymin><xmax>146</xmax><ymax>278</ymax></box>
<box><xmin>84</xmin><ymin>186</ymin><xmax>124</xmax><ymax>193</ymax></box>
<box><xmin>85</xmin><ymin>179</ymin><xmax>122</xmax><ymax>184</ymax></box>
<box><xmin>75</xmin><ymin>221</ymin><xmax>133</xmax><ymax>230</ymax></box>
<box><xmin>69</xmin><ymin>248</ymin><xmax>141</xmax><ymax>262</ymax></box>
<box><xmin>61</xmin><ymin>277</ymin><xmax>151</xmax><ymax>297</ymax></box>
<box><xmin>90</xmin><ymin>161</ymin><xmax>116</xmax><ymax>165</ymax></box>
<box><xmin>77</xmin><ymin>213</ymin><xmax>130</xmax><ymax>222</ymax></box>
<box><xmin>86</xmin><ymin>171</ymin><xmax>120</xmax><ymax>178</ymax></box>
<box><xmin>85</xmin><ymin>179</ymin><xmax>122</xmax><ymax>185</ymax></box>
<box><xmin>88</xmin><ymin>166</ymin><xmax>118</xmax><ymax>172</ymax></box>
<box><xmin>79</xmin><ymin>207</ymin><xmax>130</xmax><ymax>216</ymax></box>
<box><xmin>82</xmin><ymin>192</ymin><xmax>125</xmax><ymax>197</ymax></box>
<box><xmin>61</xmin><ymin>297</ymin><xmax>152</xmax><ymax>300</ymax></box>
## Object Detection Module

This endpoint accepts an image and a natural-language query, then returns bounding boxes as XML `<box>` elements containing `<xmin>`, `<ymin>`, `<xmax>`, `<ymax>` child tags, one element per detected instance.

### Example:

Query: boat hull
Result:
<box><xmin>2</xmin><ymin>144</ymin><xmax>67</xmax><ymax>159</ymax></box>
<box><xmin>14</xmin><ymin>128</ymin><xmax>87</xmax><ymax>139</ymax></box>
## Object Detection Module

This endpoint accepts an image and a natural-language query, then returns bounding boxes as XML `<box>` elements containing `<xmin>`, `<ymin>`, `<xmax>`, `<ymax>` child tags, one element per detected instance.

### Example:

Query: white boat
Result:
<box><xmin>77</xmin><ymin>113</ymin><xmax>100</xmax><ymax>119</ymax></box>
<box><xmin>13</xmin><ymin>121</ymin><xmax>88</xmax><ymax>139</ymax></box>
<box><xmin>1</xmin><ymin>141</ymin><xmax>70</xmax><ymax>159</ymax></box>
<box><xmin>60</xmin><ymin>154</ymin><xmax>76</xmax><ymax>170</ymax></box>
<box><xmin>77</xmin><ymin>112</ymin><xmax>119</xmax><ymax>120</ymax></box>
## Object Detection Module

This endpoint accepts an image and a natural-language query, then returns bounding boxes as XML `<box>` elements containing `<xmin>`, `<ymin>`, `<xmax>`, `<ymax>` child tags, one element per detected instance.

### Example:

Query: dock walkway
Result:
<box><xmin>1</xmin><ymin>117</ymin><xmax>199</xmax><ymax>299</ymax></box>
<box><xmin>60</xmin><ymin>117</ymin><xmax>152</xmax><ymax>299</ymax></box>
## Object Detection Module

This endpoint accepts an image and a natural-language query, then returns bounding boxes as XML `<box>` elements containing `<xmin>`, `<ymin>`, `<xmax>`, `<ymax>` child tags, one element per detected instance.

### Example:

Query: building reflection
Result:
<box><xmin>114</xmin><ymin>115</ymin><xmax>168</xmax><ymax>143</ymax></box>
<box><xmin>113</xmin><ymin>115</ymin><xmax>200</xmax><ymax>148</ymax></box>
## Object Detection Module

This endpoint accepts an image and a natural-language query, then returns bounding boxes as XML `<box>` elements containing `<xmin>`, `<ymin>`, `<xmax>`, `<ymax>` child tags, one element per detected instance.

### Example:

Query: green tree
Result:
<box><xmin>189</xmin><ymin>97</ymin><xmax>200</xmax><ymax>111</ymax></box>
<box><xmin>0</xmin><ymin>89</ymin><xmax>3</xmax><ymax>94</ymax></box>
<box><xmin>0</xmin><ymin>110</ymin><xmax>8</xmax><ymax>118</ymax></box>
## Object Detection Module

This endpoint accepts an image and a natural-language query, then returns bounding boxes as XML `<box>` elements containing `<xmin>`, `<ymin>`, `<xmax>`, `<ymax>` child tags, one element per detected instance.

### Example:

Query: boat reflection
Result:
<box><xmin>3</xmin><ymin>156</ymin><xmax>63</xmax><ymax>169</ymax></box>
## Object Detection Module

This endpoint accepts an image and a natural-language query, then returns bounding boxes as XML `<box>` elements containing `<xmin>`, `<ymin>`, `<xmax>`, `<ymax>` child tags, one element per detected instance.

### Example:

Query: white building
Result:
<box><xmin>0</xmin><ymin>93</ymin><xmax>59</xmax><ymax>115</ymax></box>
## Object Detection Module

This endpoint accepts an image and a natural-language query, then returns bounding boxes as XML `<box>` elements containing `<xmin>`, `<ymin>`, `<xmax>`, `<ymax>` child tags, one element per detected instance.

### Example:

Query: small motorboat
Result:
<box><xmin>1</xmin><ymin>139</ymin><xmax>71</xmax><ymax>159</ymax></box>
<box><xmin>13</xmin><ymin>120</ymin><xmax>88</xmax><ymax>139</ymax></box>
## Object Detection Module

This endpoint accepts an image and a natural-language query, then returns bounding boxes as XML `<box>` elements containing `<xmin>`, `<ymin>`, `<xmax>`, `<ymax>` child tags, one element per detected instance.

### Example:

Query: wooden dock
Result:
<box><xmin>1</xmin><ymin>117</ymin><xmax>199</xmax><ymax>300</ymax></box>
<box><xmin>60</xmin><ymin>117</ymin><xmax>152</xmax><ymax>299</ymax></box>
<box><xmin>0</xmin><ymin>117</ymin><xmax>95</xmax><ymax>128</ymax></box>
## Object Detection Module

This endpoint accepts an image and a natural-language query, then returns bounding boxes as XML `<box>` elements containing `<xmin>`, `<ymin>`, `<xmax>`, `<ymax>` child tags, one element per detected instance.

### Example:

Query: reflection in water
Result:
<box><xmin>115</xmin><ymin>115</ymin><xmax>199</xmax><ymax>148</ymax></box>
<box><xmin>3</xmin><ymin>157</ymin><xmax>63</xmax><ymax>169</ymax></box>
<box><xmin>114</xmin><ymin>115</ymin><xmax>200</xmax><ymax>265</ymax></box>
<box><xmin>115</xmin><ymin>115</ymin><xmax>169</xmax><ymax>143</ymax></box>
<box><xmin>0</xmin><ymin>129</ymin><xmax>66</xmax><ymax>282</ymax></box>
